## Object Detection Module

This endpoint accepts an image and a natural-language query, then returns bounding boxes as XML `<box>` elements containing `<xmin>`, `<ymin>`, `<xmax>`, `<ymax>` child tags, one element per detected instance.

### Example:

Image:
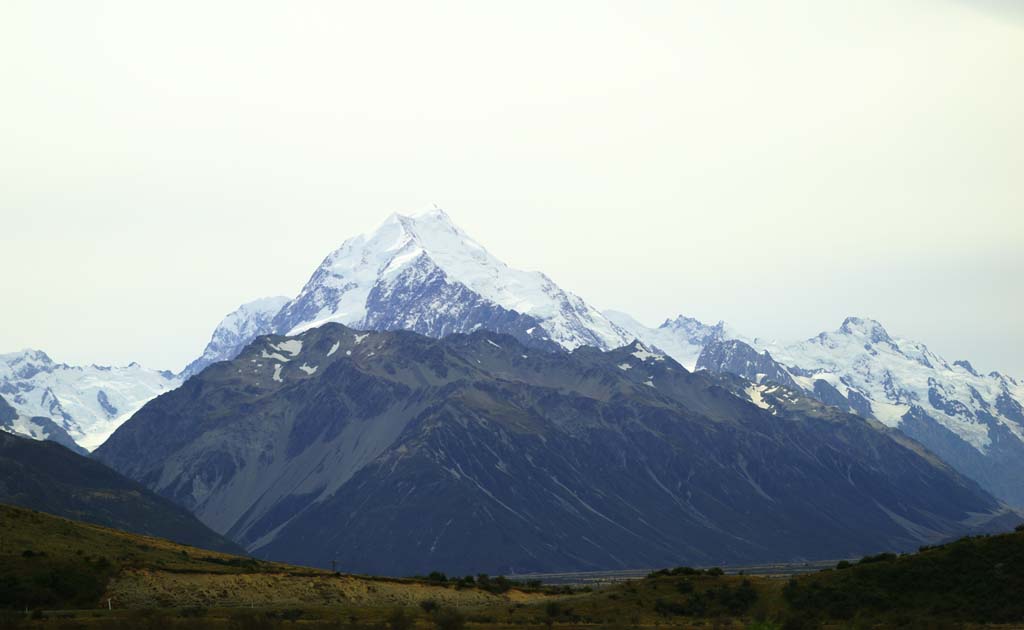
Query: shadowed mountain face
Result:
<box><xmin>96</xmin><ymin>324</ymin><xmax>1014</xmax><ymax>576</ymax></box>
<box><xmin>0</xmin><ymin>431</ymin><xmax>241</xmax><ymax>554</ymax></box>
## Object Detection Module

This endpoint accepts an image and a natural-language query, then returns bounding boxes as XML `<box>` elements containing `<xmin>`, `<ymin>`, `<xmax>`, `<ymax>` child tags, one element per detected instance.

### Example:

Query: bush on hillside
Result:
<box><xmin>432</xmin><ymin>607</ymin><xmax>466</xmax><ymax>630</ymax></box>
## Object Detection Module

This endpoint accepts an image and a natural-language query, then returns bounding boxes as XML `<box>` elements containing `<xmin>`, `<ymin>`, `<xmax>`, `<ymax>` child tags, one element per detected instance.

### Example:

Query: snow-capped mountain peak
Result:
<box><xmin>0</xmin><ymin>351</ymin><xmax>181</xmax><ymax>451</ymax></box>
<box><xmin>181</xmin><ymin>296</ymin><xmax>290</xmax><ymax>379</ymax></box>
<box><xmin>312</xmin><ymin>207</ymin><xmax>527</xmax><ymax>322</ymax></box>
<box><xmin>837</xmin><ymin>316</ymin><xmax>893</xmax><ymax>345</ymax></box>
<box><xmin>758</xmin><ymin>318</ymin><xmax>1024</xmax><ymax>454</ymax></box>
<box><xmin>271</xmin><ymin>207</ymin><xmax>631</xmax><ymax>351</ymax></box>
<box><xmin>615</xmin><ymin>312</ymin><xmax>1024</xmax><ymax>507</ymax></box>
<box><xmin>1</xmin><ymin>349</ymin><xmax>59</xmax><ymax>380</ymax></box>
<box><xmin>605</xmin><ymin>311</ymin><xmax>741</xmax><ymax>371</ymax></box>
<box><xmin>659</xmin><ymin>315</ymin><xmax>732</xmax><ymax>345</ymax></box>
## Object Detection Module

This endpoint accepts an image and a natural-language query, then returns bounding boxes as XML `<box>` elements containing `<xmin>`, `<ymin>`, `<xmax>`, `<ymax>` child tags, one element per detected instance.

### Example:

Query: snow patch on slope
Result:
<box><xmin>745</xmin><ymin>385</ymin><xmax>771</xmax><ymax>410</ymax></box>
<box><xmin>271</xmin><ymin>340</ymin><xmax>303</xmax><ymax>357</ymax></box>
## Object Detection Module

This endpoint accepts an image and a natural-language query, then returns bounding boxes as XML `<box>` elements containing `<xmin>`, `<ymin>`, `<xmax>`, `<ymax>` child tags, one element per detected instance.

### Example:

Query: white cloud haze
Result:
<box><xmin>1</xmin><ymin>0</ymin><xmax>1022</xmax><ymax>375</ymax></box>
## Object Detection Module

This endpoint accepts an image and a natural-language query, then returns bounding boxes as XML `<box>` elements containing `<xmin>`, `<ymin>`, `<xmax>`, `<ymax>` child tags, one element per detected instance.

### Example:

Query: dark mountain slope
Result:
<box><xmin>96</xmin><ymin>324</ymin><xmax>1013</xmax><ymax>575</ymax></box>
<box><xmin>0</xmin><ymin>431</ymin><xmax>241</xmax><ymax>554</ymax></box>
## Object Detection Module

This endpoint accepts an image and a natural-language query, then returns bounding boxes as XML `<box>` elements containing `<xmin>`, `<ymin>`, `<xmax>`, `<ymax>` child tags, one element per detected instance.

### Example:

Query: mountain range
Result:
<box><xmin>94</xmin><ymin>322</ymin><xmax>1016</xmax><ymax>575</ymax></box>
<box><xmin>175</xmin><ymin>207</ymin><xmax>1024</xmax><ymax>509</ymax></box>
<box><xmin>5</xmin><ymin>205</ymin><xmax>1022</xmax><ymax>559</ymax></box>
<box><xmin>0</xmin><ymin>350</ymin><xmax>180</xmax><ymax>450</ymax></box>
<box><xmin>610</xmin><ymin>314</ymin><xmax>1024</xmax><ymax>507</ymax></box>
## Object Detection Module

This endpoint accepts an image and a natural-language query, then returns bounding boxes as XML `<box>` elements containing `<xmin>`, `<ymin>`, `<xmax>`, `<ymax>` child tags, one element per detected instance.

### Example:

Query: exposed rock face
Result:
<box><xmin>696</xmin><ymin>339</ymin><xmax>800</xmax><ymax>391</ymax></box>
<box><xmin>96</xmin><ymin>324</ymin><xmax>1013</xmax><ymax>576</ymax></box>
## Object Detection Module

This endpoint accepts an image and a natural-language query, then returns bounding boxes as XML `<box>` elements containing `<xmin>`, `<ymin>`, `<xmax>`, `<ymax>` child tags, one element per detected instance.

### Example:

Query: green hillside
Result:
<box><xmin>1</xmin><ymin>500</ymin><xmax>1021</xmax><ymax>628</ymax></box>
<box><xmin>0</xmin><ymin>431</ymin><xmax>239</xmax><ymax>554</ymax></box>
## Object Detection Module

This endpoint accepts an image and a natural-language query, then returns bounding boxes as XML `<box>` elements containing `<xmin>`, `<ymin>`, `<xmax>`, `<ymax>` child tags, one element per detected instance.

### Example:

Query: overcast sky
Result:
<box><xmin>2</xmin><ymin>0</ymin><xmax>1022</xmax><ymax>375</ymax></box>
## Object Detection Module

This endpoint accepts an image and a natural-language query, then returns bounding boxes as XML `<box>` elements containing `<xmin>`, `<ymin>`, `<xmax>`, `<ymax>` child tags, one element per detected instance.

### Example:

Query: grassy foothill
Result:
<box><xmin>2</xmin><ymin>503</ymin><xmax>1023</xmax><ymax>629</ymax></box>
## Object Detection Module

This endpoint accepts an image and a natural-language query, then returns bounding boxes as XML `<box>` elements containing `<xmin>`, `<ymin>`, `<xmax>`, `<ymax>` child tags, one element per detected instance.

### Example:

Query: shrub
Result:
<box><xmin>420</xmin><ymin>599</ymin><xmax>439</xmax><ymax>613</ymax></box>
<box><xmin>857</xmin><ymin>552</ymin><xmax>897</xmax><ymax>565</ymax></box>
<box><xmin>653</xmin><ymin>598</ymin><xmax>687</xmax><ymax>617</ymax></box>
<box><xmin>0</xmin><ymin>610</ymin><xmax>25</xmax><ymax>628</ymax></box>
<box><xmin>388</xmin><ymin>608</ymin><xmax>415</xmax><ymax>630</ymax></box>
<box><xmin>649</xmin><ymin>566</ymin><xmax>703</xmax><ymax>578</ymax></box>
<box><xmin>489</xmin><ymin>576</ymin><xmax>512</xmax><ymax>593</ymax></box>
<box><xmin>781</xmin><ymin>612</ymin><xmax>818</xmax><ymax>630</ymax></box>
<box><xmin>718</xmin><ymin>579</ymin><xmax>758</xmax><ymax>614</ymax></box>
<box><xmin>545</xmin><ymin>601</ymin><xmax>562</xmax><ymax>618</ymax></box>
<box><xmin>433</xmin><ymin>607</ymin><xmax>466</xmax><ymax>630</ymax></box>
<box><xmin>228</xmin><ymin>611</ymin><xmax>276</xmax><ymax>630</ymax></box>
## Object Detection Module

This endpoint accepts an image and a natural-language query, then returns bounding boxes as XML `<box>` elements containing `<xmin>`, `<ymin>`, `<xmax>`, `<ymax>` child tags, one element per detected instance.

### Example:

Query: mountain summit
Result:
<box><xmin>193</xmin><ymin>207</ymin><xmax>631</xmax><ymax>373</ymax></box>
<box><xmin>273</xmin><ymin>207</ymin><xmax>630</xmax><ymax>349</ymax></box>
<box><xmin>837</xmin><ymin>316</ymin><xmax>893</xmax><ymax>345</ymax></box>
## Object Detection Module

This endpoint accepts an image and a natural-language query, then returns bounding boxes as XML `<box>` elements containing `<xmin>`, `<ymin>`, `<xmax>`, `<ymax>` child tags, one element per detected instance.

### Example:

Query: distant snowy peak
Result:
<box><xmin>807</xmin><ymin>316</ymin><xmax>942</xmax><ymax>371</ymax></box>
<box><xmin>762</xmin><ymin>317</ymin><xmax>1023</xmax><ymax>447</ymax></box>
<box><xmin>605</xmin><ymin>311</ymin><xmax>735</xmax><ymax>370</ymax></box>
<box><xmin>837</xmin><ymin>316</ymin><xmax>893</xmax><ymax>344</ymax></box>
<box><xmin>659</xmin><ymin>314</ymin><xmax>729</xmax><ymax>344</ymax></box>
<box><xmin>615</xmin><ymin>310</ymin><xmax>1024</xmax><ymax>505</ymax></box>
<box><xmin>181</xmin><ymin>296</ymin><xmax>290</xmax><ymax>379</ymax></box>
<box><xmin>0</xmin><ymin>349</ymin><xmax>60</xmax><ymax>380</ymax></box>
<box><xmin>705</xmin><ymin>316</ymin><xmax>1024</xmax><ymax>507</ymax></box>
<box><xmin>272</xmin><ymin>206</ymin><xmax>631</xmax><ymax>351</ymax></box>
<box><xmin>0</xmin><ymin>350</ymin><xmax>180</xmax><ymax>452</ymax></box>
